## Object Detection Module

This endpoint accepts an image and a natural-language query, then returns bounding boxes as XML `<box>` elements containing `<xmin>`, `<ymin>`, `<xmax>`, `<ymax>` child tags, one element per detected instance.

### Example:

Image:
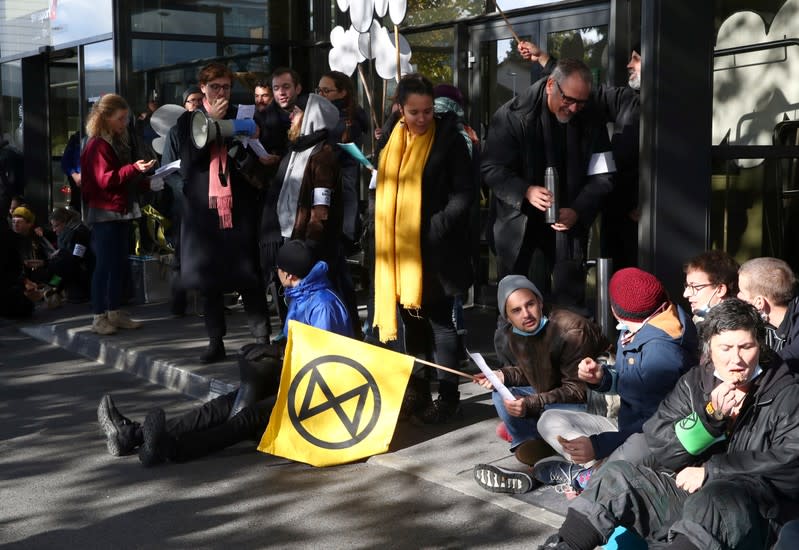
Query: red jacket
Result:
<box><xmin>80</xmin><ymin>137</ymin><xmax>147</xmax><ymax>213</ymax></box>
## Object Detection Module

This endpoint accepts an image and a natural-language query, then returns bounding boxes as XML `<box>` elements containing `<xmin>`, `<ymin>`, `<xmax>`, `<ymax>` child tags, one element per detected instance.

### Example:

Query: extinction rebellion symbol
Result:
<box><xmin>287</xmin><ymin>355</ymin><xmax>382</xmax><ymax>449</ymax></box>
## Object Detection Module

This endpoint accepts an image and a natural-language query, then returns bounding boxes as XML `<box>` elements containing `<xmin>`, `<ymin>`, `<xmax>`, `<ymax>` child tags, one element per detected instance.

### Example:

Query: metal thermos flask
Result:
<box><xmin>544</xmin><ymin>166</ymin><xmax>558</xmax><ymax>224</ymax></box>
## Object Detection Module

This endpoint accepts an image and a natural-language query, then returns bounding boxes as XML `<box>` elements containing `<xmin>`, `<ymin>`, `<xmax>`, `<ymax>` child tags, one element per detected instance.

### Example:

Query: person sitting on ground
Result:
<box><xmin>473</xmin><ymin>274</ymin><xmax>609</xmax><ymax>469</ymax></box>
<box><xmin>474</xmin><ymin>268</ymin><xmax>697</xmax><ymax>495</ymax></box>
<box><xmin>47</xmin><ymin>207</ymin><xmax>93</xmax><ymax>303</ymax></box>
<box><xmin>538</xmin><ymin>298</ymin><xmax>799</xmax><ymax>550</ymax></box>
<box><xmin>10</xmin><ymin>205</ymin><xmax>57</xmax><ymax>285</ymax></box>
<box><xmin>97</xmin><ymin>239</ymin><xmax>352</xmax><ymax>467</ymax></box>
<box><xmin>682</xmin><ymin>249</ymin><xmax>739</xmax><ymax>324</ymax></box>
<box><xmin>529</xmin><ymin>269</ymin><xmax>697</xmax><ymax>495</ymax></box>
<box><xmin>737</xmin><ymin>257</ymin><xmax>799</xmax><ymax>368</ymax></box>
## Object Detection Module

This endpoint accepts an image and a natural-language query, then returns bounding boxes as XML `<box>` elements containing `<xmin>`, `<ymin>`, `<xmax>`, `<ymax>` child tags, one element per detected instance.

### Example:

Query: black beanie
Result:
<box><xmin>182</xmin><ymin>85</ymin><xmax>202</xmax><ymax>105</ymax></box>
<box><xmin>276</xmin><ymin>240</ymin><xmax>315</xmax><ymax>279</ymax></box>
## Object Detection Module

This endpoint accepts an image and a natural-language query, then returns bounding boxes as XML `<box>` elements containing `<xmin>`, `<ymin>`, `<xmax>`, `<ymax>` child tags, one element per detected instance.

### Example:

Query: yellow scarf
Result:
<box><xmin>373</xmin><ymin>117</ymin><xmax>435</xmax><ymax>342</ymax></box>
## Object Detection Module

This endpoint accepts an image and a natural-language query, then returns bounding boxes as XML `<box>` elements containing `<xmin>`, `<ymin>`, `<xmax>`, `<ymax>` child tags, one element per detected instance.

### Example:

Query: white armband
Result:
<box><xmin>369</xmin><ymin>169</ymin><xmax>378</xmax><ymax>190</ymax></box>
<box><xmin>313</xmin><ymin>187</ymin><xmax>332</xmax><ymax>207</ymax></box>
<box><xmin>73</xmin><ymin>243</ymin><xmax>87</xmax><ymax>258</ymax></box>
<box><xmin>586</xmin><ymin>151</ymin><xmax>617</xmax><ymax>176</ymax></box>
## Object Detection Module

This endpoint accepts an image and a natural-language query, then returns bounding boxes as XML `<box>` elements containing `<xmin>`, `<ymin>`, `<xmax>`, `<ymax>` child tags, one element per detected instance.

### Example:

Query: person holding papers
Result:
<box><xmin>472</xmin><ymin>274</ymin><xmax>608</xmax><ymax>487</ymax></box>
<box><xmin>97</xmin><ymin>239</ymin><xmax>352</xmax><ymax>467</ymax></box>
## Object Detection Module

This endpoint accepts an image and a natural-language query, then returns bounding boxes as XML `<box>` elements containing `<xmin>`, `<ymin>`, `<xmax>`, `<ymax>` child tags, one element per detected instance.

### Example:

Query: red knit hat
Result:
<box><xmin>609</xmin><ymin>267</ymin><xmax>668</xmax><ymax>322</ymax></box>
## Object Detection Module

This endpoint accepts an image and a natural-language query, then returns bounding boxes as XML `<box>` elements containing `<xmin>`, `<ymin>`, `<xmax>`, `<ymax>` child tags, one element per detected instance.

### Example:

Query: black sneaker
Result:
<box><xmin>97</xmin><ymin>395</ymin><xmax>142</xmax><ymax>456</ymax></box>
<box><xmin>532</xmin><ymin>456</ymin><xmax>588</xmax><ymax>491</ymax></box>
<box><xmin>199</xmin><ymin>339</ymin><xmax>226</xmax><ymax>364</ymax></box>
<box><xmin>473</xmin><ymin>463</ymin><xmax>535</xmax><ymax>494</ymax></box>
<box><xmin>138</xmin><ymin>408</ymin><xmax>168</xmax><ymax>467</ymax></box>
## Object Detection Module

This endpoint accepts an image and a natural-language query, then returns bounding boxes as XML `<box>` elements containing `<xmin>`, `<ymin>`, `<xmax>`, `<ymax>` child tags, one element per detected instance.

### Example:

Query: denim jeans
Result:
<box><xmin>90</xmin><ymin>220</ymin><xmax>130</xmax><ymax>314</ymax></box>
<box><xmin>492</xmin><ymin>385</ymin><xmax>586</xmax><ymax>451</ymax></box>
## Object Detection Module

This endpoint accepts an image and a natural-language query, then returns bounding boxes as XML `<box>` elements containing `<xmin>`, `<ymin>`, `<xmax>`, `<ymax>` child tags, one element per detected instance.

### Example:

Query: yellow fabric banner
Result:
<box><xmin>257</xmin><ymin>320</ymin><xmax>415</xmax><ymax>467</ymax></box>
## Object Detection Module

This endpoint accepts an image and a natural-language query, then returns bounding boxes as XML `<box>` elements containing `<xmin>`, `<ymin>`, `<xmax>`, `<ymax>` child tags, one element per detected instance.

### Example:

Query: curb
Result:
<box><xmin>20</xmin><ymin>322</ymin><xmax>236</xmax><ymax>400</ymax></box>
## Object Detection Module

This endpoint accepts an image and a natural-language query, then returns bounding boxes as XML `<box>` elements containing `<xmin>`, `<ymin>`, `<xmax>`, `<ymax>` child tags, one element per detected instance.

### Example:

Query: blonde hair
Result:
<box><xmin>86</xmin><ymin>93</ymin><xmax>130</xmax><ymax>142</ymax></box>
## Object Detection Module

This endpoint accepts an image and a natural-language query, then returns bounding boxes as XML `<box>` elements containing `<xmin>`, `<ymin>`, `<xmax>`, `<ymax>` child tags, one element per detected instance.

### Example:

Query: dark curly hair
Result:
<box><xmin>699</xmin><ymin>298</ymin><xmax>766</xmax><ymax>367</ymax></box>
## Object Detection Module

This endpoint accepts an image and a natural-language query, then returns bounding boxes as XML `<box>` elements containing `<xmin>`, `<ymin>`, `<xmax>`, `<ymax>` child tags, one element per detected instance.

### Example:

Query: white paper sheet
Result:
<box><xmin>468</xmin><ymin>350</ymin><xmax>515</xmax><ymax>402</ymax></box>
<box><xmin>153</xmin><ymin>159</ymin><xmax>181</xmax><ymax>178</ymax></box>
<box><xmin>236</xmin><ymin>104</ymin><xmax>255</xmax><ymax>119</ymax></box>
<box><xmin>247</xmin><ymin>138</ymin><xmax>278</xmax><ymax>160</ymax></box>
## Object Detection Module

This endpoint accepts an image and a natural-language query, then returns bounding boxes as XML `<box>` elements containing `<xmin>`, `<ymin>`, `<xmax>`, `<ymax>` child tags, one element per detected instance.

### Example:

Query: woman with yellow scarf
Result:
<box><xmin>372</xmin><ymin>74</ymin><xmax>476</xmax><ymax>423</ymax></box>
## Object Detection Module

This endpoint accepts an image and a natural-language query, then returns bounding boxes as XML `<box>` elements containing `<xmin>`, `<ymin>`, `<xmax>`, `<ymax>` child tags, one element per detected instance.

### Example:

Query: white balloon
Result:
<box><xmin>374</xmin><ymin>0</ymin><xmax>389</xmax><ymax>17</ymax></box>
<box><xmin>388</xmin><ymin>0</ymin><xmax>406</xmax><ymax>24</ymax></box>
<box><xmin>150</xmin><ymin>104</ymin><xmax>187</xmax><ymax>137</ymax></box>
<box><xmin>349</xmin><ymin>0</ymin><xmax>374</xmax><ymax>33</ymax></box>
<box><xmin>374</xmin><ymin>25</ymin><xmax>412</xmax><ymax>80</ymax></box>
<box><xmin>328</xmin><ymin>25</ymin><xmax>364</xmax><ymax>76</ymax></box>
<box><xmin>336</xmin><ymin>0</ymin><xmax>350</xmax><ymax>12</ymax></box>
<box><xmin>358</xmin><ymin>19</ymin><xmax>381</xmax><ymax>60</ymax></box>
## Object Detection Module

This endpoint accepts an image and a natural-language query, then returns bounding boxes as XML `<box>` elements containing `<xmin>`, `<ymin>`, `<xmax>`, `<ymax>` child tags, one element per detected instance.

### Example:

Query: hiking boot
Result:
<box><xmin>399</xmin><ymin>375</ymin><xmax>432</xmax><ymax>421</ymax></box>
<box><xmin>532</xmin><ymin>456</ymin><xmax>591</xmax><ymax>492</ymax></box>
<box><xmin>91</xmin><ymin>313</ymin><xmax>117</xmax><ymax>335</ymax></box>
<box><xmin>107</xmin><ymin>309</ymin><xmax>142</xmax><ymax>329</ymax></box>
<box><xmin>473</xmin><ymin>463</ymin><xmax>535</xmax><ymax>494</ymax></box>
<box><xmin>199</xmin><ymin>338</ymin><xmax>226</xmax><ymax>363</ymax></box>
<box><xmin>537</xmin><ymin>534</ymin><xmax>576</xmax><ymax>549</ymax></box>
<box><xmin>514</xmin><ymin>439</ymin><xmax>557</xmax><ymax>466</ymax></box>
<box><xmin>419</xmin><ymin>394</ymin><xmax>462</xmax><ymax>424</ymax></box>
<box><xmin>97</xmin><ymin>394</ymin><xmax>142</xmax><ymax>456</ymax></box>
<box><xmin>138</xmin><ymin>408</ymin><xmax>170</xmax><ymax>467</ymax></box>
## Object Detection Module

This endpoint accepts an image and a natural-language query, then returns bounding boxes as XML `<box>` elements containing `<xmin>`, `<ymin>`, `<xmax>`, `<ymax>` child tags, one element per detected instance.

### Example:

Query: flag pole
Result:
<box><xmin>414</xmin><ymin>357</ymin><xmax>475</xmax><ymax>380</ymax></box>
<box><xmin>494</xmin><ymin>1</ymin><xmax>522</xmax><ymax>45</ymax></box>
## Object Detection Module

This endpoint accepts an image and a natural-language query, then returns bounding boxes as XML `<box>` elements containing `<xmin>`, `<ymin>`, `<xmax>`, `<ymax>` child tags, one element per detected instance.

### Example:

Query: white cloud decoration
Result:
<box><xmin>330</xmin><ymin>0</ymin><xmax>411</xmax><ymax>79</ymax></box>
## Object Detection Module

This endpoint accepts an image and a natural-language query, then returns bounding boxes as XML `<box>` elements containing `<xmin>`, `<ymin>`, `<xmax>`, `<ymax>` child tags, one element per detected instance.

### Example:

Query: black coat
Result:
<box><xmin>377</xmin><ymin>111</ymin><xmax>475</xmax><ymax>302</ymax></box>
<box><xmin>643</xmin><ymin>355</ymin><xmax>799</xmax><ymax>523</ymax></box>
<box><xmin>481</xmin><ymin>77</ymin><xmax>614</xmax><ymax>269</ymax></box>
<box><xmin>175</xmin><ymin>108</ymin><xmax>262</xmax><ymax>292</ymax></box>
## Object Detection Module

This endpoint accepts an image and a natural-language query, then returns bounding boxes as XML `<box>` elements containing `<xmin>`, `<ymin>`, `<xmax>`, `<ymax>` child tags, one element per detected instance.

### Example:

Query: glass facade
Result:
<box><xmin>0</xmin><ymin>59</ymin><xmax>22</xmax><ymax>148</ymax></box>
<box><xmin>0</xmin><ymin>0</ymin><xmax>112</xmax><ymax>60</ymax></box>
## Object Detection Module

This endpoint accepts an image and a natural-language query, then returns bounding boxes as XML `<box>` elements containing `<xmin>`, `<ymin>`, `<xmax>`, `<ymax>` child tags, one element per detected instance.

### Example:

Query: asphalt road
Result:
<box><xmin>0</xmin><ymin>325</ymin><xmax>559</xmax><ymax>549</ymax></box>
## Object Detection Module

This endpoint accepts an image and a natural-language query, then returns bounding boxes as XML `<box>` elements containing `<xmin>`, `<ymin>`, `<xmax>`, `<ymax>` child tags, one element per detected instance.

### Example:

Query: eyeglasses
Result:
<box><xmin>185</xmin><ymin>98</ymin><xmax>203</xmax><ymax>105</ymax></box>
<box><xmin>684</xmin><ymin>282</ymin><xmax>715</xmax><ymax>295</ymax></box>
<box><xmin>207</xmin><ymin>83</ymin><xmax>231</xmax><ymax>92</ymax></box>
<box><xmin>316</xmin><ymin>87</ymin><xmax>337</xmax><ymax>95</ymax></box>
<box><xmin>554</xmin><ymin>80</ymin><xmax>589</xmax><ymax>107</ymax></box>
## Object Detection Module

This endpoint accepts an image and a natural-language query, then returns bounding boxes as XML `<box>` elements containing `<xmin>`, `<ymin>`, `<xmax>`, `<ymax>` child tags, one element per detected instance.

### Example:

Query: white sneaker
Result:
<box><xmin>107</xmin><ymin>309</ymin><xmax>142</xmax><ymax>329</ymax></box>
<box><xmin>92</xmin><ymin>313</ymin><xmax>118</xmax><ymax>335</ymax></box>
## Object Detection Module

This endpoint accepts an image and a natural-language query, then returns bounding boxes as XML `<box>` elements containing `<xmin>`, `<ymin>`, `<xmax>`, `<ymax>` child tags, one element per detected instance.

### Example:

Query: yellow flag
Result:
<box><xmin>258</xmin><ymin>320</ymin><xmax>415</xmax><ymax>467</ymax></box>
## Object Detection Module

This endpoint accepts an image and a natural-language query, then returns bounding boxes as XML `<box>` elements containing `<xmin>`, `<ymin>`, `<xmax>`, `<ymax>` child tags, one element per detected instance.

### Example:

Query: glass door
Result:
<box><xmin>48</xmin><ymin>51</ymin><xmax>80</xmax><ymax>212</ymax></box>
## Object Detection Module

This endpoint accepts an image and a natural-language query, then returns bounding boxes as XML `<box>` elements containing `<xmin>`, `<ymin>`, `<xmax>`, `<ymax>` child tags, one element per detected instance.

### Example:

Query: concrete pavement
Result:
<box><xmin>2</xmin><ymin>299</ymin><xmax>571</xmax><ymax>548</ymax></box>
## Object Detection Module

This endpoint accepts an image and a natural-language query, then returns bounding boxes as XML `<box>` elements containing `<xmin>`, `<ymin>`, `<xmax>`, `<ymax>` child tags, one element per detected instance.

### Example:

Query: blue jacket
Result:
<box><xmin>283</xmin><ymin>260</ymin><xmax>353</xmax><ymax>338</ymax></box>
<box><xmin>590</xmin><ymin>303</ymin><xmax>698</xmax><ymax>459</ymax></box>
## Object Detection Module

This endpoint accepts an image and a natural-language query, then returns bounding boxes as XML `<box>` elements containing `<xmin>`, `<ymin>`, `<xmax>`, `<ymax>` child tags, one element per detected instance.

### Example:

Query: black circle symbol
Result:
<box><xmin>287</xmin><ymin>354</ymin><xmax>381</xmax><ymax>449</ymax></box>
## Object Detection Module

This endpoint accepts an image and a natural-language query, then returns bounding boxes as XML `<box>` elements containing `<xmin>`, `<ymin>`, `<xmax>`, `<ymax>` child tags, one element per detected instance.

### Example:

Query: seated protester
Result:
<box><xmin>10</xmin><ymin>205</ymin><xmax>57</xmax><ymax>284</ymax></box>
<box><xmin>474</xmin><ymin>275</ymin><xmax>609</xmax><ymax>467</ymax></box>
<box><xmin>539</xmin><ymin>299</ymin><xmax>799</xmax><ymax>550</ymax></box>
<box><xmin>737</xmin><ymin>257</ymin><xmax>799</xmax><ymax>369</ymax></box>
<box><xmin>529</xmin><ymin>268</ymin><xmax>696</xmax><ymax>494</ymax></box>
<box><xmin>97</xmin><ymin>239</ymin><xmax>352</xmax><ymax>466</ymax></box>
<box><xmin>0</xmin><ymin>222</ymin><xmax>34</xmax><ymax>318</ymax></box>
<box><xmin>47</xmin><ymin>207</ymin><xmax>93</xmax><ymax>303</ymax></box>
<box><xmin>683</xmin><ymin>249</ymin><xmax>739</xmax><ymax>324</ymax></box>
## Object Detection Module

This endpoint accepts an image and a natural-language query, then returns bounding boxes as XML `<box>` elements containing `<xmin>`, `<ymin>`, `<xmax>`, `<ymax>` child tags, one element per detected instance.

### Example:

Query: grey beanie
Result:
<box><xmin>182</xmin><ymin>85</ymin><xmax>202</xmax><ymax>105</ymax></box>
<box><xmin>497</xmin><ymin>275</ymin><xmax>543</xmax><ymax>320</ymax></box>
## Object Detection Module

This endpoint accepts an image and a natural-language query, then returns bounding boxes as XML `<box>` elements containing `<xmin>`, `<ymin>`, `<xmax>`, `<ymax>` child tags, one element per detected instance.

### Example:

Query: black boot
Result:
<box><xmin>199</xmin><ymin>337</ymin><xmax>226</xmax><ymax>363</ymax></box>
<box><xmin>420</xmin><ymin>380</ymin><xmax>461</xmax><ymax>424</ymax></box>
<box><xmin>399</xmin><ymin>374</ymin><xmax>433</xmax><ymax>421</ymax></box>
<box><xmin>138</xmin><ymin>408</ymin><xmax>175</xmax><ymax>467</ymax></box>
<box><xmin>227</xmin><ymin>345</ymin><xmax>283</xmax><ymax>420</ymax></box>
<box><xmin>97</xmin><ymin>394</ymin><xmax>143</xmax><ymax>456</ymax></box>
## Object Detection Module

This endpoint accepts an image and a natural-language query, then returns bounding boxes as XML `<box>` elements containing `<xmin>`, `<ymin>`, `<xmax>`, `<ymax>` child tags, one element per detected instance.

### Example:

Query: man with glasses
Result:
<box><xmin>482</xmin><ymin>58</ymin><xmax>615</xmax><ymax>299</ymax></box>
<box><xmin>182</xmin><ymin>86</ymin><xmax>203</xmax><ymax>112</ymax></box>
<box><xmin>682</xmin><ymin>250</ymin><xmax>739</xmax><ymax>324</ymax></box>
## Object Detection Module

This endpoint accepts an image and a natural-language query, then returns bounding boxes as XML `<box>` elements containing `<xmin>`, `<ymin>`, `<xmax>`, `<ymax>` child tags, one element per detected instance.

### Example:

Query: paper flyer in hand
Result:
<box><xmin>236</xmin><ymin>104</ymin><xmax>255</xmax><ymax>119</ymax></box>
<box><xmin>337</xmin><ymin>142</ymin><xmax>375</xmax><ymax>171</ymax></box>
<box><xmin>154</xmin><ymin>159</ymin><xmax>181</xmax><ymax>178</ymax></box>
<box><xmin>468</xmin><ymin>350</ymin><xmax>515</xmax><ymax>402</ymax></box>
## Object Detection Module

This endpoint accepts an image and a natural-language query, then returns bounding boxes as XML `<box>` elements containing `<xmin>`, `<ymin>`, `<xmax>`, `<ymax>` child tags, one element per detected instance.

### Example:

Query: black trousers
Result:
<box><xmin>568</xmin><ymin>460</ymin><xmax>770</xmax><ymax>549</ymax></box>
<box><xmin>203</xmin><ymin>287</ymin><xmax>269</xmax><ymax>340</ymax></box>
<box><xmin>166</xmin><ymin>391</ymin><xmax>276</xmax><ymax>463</ymax></box>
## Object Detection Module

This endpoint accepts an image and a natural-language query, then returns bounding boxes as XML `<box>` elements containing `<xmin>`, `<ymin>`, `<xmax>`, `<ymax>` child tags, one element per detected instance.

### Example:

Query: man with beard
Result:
<box><xmin>519</xmin><ymin>39</ymin><xmax>642</xmax><ymax>269</ymax></box>
<box><xmin>482</xmin><ymin>58</ymin><xmax>615</xmax><ymax>297</ymax></box>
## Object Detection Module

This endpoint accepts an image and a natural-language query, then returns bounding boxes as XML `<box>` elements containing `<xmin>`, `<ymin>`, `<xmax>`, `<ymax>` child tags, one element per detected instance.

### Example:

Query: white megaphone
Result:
<box><xmin>190</xmin><ymin>111</ymin><xmax>256</xmax><ymax>150</ymax></box>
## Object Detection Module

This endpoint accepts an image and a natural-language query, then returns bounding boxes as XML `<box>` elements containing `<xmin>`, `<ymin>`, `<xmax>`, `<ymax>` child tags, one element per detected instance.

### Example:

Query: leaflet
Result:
<box><xmin>153</xmin><ymin>159</ymin><xmax>181</xmax><ymax>178</ymax></box>
<box><xmin>468</xmin><ymin>350</ymin><xmax>515</xmax><ymax>402</ymax></box>
<box><xmin>337</xmin><ymin>142</ymin><xmax>375</xmax><ymax>171</ymax></box>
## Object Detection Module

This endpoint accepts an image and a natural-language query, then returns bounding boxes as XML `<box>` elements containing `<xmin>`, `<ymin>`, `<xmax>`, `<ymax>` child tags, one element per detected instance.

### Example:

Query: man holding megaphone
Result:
<box><xmin>170</xmin><ymin>62</ymin><xmax>271</xmax><ymax>364</ymax></box>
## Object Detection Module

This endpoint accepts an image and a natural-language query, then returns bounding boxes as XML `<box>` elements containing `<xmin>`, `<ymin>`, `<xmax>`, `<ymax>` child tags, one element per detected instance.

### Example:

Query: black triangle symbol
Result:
<box><xmin>297</xmin><ymin>366</ymin><xmax>371</xmax><ymax>438</ymax></box>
